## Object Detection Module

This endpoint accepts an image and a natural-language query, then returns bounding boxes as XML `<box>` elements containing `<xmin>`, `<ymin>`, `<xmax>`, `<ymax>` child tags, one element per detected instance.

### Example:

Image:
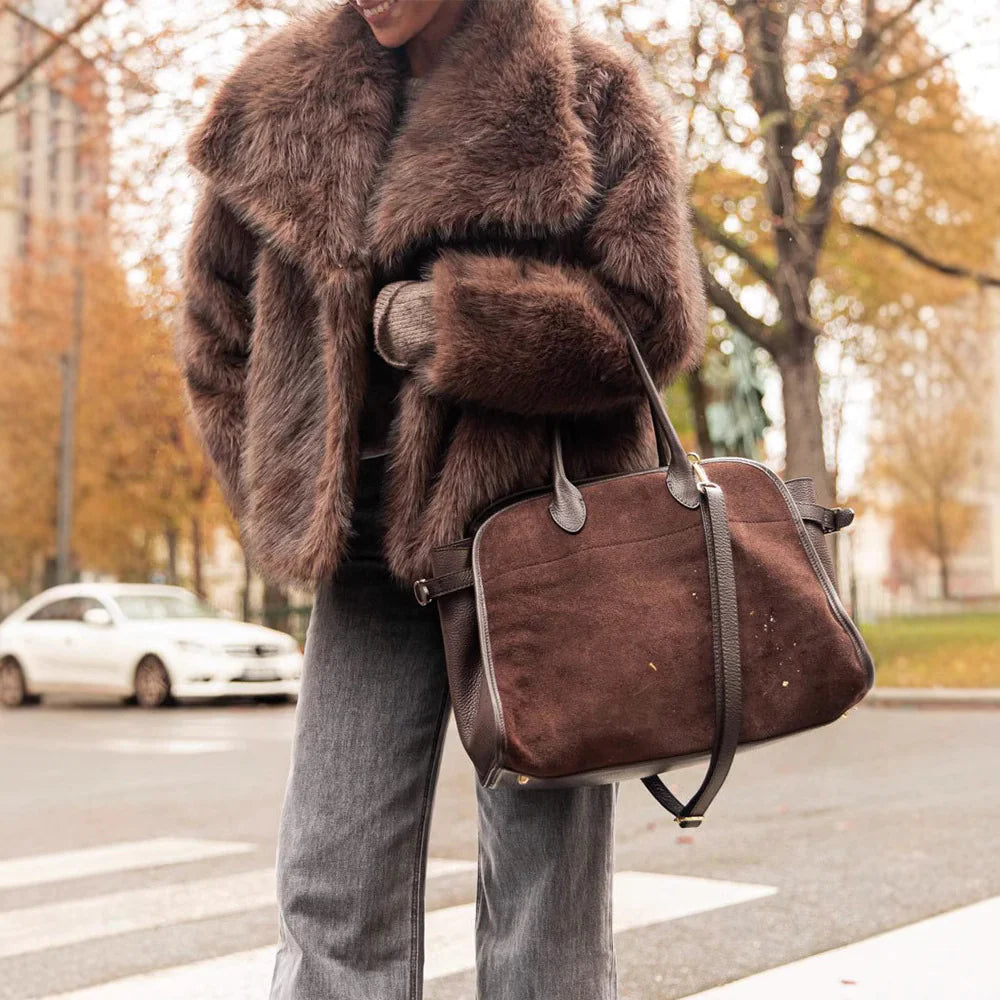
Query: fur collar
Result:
<box><xmin>186</xmin><ymin>0</ymin><xmax>595</xmax><ymax>283</ymax></box>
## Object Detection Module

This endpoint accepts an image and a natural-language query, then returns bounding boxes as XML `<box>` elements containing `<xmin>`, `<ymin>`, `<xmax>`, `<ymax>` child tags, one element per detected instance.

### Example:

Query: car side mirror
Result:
<box><xmin>82</xmin><ymin>607</ymin><xmax>113</xmax><ymax>627</ymax></box>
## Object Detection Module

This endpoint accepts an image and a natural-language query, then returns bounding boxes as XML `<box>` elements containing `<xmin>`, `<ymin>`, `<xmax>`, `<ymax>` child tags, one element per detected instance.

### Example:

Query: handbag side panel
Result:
<box><xmin>429</xmin><ymin>539</ymin><xmax>501</xmax><ymax>782</ymax></box>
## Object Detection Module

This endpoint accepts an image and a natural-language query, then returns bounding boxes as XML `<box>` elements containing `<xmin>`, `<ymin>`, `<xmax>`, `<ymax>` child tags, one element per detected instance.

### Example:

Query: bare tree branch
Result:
<box><xmin>701</xmin><ymin>265</ymin><xmax>778</xmax><ymax>349</ymax></box>
<box><xmin>693</xmin><ymin>208</ymin><xmax>776</xmax><ymax>284</ymax></box>
<box><xmin>806</xmin><ymin>0</ymin><xmax>883</xmax><ymax>271</ymax></box>
<box><xmin>4</xmin><ymin>3</ymin><xmax>91</xmax><ymax>62</ymax></box>
<box><xmin>0</xmin><ymin>0</ymin><xmax>108</xmax><ymax>103</ymax></box>
<box><xmin>858</xmin><ymin>43</ymin><xmax>977</xmax><ymax>102</ymax></box>
<box><xmin>853</xmin><ymin>224</ymin><xmax>1000</xmax><ymax>287</ymax></box>
<box><xmin>862</xmin><ymin>0</ymin><xmax>930</xmax><ymax>65</ymax></box>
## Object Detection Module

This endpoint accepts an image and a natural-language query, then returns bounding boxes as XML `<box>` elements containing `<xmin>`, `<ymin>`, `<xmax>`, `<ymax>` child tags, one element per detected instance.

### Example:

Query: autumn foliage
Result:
<box><xmin>0</xmin><ymin>224</ymin><xmax>229</xmax><ymax>598</ymax></box>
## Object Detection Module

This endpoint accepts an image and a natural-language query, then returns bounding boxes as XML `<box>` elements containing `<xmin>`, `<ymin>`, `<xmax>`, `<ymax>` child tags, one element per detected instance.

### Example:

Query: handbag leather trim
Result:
<box><xmin>471</xmin><ymin>528</ymin><xmax>507</xmax><ymax>784</ymax></box>
<box><xmin>486</xmin><ymin>713</ymin><xmax>838</xmax><ymax>787</ymax></box>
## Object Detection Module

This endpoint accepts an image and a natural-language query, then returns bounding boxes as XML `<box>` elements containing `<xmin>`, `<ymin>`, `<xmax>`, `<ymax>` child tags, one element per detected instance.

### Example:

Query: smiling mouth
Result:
<box><xmin>355</xmin><ymin>0</ymin><xmax>399</xmax><ymax>20</ymax></box>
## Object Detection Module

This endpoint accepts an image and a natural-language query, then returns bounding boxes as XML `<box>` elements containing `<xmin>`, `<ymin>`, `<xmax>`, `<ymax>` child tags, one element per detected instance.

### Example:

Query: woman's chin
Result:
<box><xmin>370</xmin><ymin>26</ymin><xmax>411</xmax><ymax>48</ymax></box>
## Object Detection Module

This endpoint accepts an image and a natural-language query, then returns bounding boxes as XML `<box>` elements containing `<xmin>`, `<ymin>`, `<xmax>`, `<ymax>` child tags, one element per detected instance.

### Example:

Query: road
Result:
<box><xmin>1</xmin><ymin>698</ymin><xmax>999</xmax><ymax>999</ymax></box>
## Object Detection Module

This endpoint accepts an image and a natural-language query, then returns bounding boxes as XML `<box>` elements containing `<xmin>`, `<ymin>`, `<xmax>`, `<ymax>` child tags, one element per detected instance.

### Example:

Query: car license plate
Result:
<box><xmin>239</xmin><ymin>665</ymin><xmax>280</xmax><ymax>682</ymax></box>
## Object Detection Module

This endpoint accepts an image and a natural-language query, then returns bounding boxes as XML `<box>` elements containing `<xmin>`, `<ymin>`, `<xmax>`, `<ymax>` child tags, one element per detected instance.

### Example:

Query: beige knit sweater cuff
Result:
<box><xmin>372</xmin><ymin>280</ymin><xmax>436</xmax><ymax>370</ymax></box>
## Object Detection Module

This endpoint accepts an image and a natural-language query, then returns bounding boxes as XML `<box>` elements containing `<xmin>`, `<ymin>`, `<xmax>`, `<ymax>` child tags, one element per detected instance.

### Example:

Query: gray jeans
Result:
<box><xmin>270</xmin><ymin>453</ymin><xmax>618</xmax><ymax>1000</ymax></box>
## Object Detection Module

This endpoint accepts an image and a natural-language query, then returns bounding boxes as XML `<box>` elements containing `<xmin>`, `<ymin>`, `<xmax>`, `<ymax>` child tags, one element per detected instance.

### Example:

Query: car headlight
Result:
<box><xmin>175</xmin><ymin>639</ymin><xmax>212</xmax><ymax>653</ymax></box>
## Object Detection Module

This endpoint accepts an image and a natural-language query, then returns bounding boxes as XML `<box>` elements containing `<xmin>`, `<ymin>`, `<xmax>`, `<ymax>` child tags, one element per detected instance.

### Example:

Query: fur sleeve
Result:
<box><xmin>413</xmin><ymin>49</ymin><xmax>706</xmax><ymax>416</ymax></box>
<box><xmin>174</xmin><ymin>185</ymin><xmax>258</xmax><ymax>515</ymax></box>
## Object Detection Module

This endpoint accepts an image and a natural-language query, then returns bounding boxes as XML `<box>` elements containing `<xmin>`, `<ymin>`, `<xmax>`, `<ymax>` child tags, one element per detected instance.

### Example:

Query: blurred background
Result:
<box><xmin>0</xmin><ymin>2</ymin><xmax>998</xmax><ymax>999</ymax></box>
<box><xmin>2</xmin><ymin>0</ymin><xmax>999</xmax><ymax>677</ymax></box>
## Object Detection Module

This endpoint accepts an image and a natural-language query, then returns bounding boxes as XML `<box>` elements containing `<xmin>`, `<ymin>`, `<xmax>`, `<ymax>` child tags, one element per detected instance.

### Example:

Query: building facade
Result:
<box><xmin>0</xmin><ymin>1</ymin><xmax>109</xmax><ymax>329</ymax></box>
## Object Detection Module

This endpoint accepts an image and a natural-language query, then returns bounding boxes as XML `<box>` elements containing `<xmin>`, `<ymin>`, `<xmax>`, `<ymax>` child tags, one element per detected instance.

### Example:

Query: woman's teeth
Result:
<box><xmin>361</xmin><ymin>0</ymin><xmax>398</xmax><ymax>17</ymax></box>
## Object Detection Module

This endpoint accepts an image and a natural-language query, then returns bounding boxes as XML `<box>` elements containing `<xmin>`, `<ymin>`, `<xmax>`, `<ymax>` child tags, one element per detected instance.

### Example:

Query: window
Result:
<box><xmin>66</xmin><ymin>598</ymin><xmax>106</xmax><ymax>621</ymax></box>
<box><xmin>27</xmin><ymin>597</ymin><xmax>105</xmax><ymax>622</ymax></box>
<box><xmin>28</xmin><ymin>599</ymin><xmax>75</xmax><ymax>622</ymax></box>
<box><xmin>49</xmin><ymin>152</ymin><xmax>60</xmax><ymax>204</ymax></box>
<box><xmin>18</xmin><ymin>211</ymin><xmax>31</xmax><ymax>259</ymax></box>
<box><xmin>113</xmin><ymin>592</ymin><xmax>222</xmax><ymax>621</ymax></box>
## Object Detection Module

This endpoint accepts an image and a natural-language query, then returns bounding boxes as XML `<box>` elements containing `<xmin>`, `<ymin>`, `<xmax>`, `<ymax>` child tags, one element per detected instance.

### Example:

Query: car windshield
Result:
<box><xmin>112</xmin><ymin>593</ymin><xmax>223</xmax><ymax>621</ymax></box>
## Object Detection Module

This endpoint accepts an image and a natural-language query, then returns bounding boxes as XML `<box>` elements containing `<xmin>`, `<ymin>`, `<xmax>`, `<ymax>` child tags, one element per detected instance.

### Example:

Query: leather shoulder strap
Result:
<box><xmin>642</xmin><ymin>477</ymin><xmax>743</xmax><ymax>827</ymax></box>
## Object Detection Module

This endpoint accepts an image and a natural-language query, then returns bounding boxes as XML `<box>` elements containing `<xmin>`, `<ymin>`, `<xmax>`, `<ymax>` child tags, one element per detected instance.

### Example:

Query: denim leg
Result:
<box><xmin>475</xmin><ymin>781</ymin><xmax>619</xmax><ymax>1000</ymax></box>
<box><xmin>270</xmin><ymin>553</ymin><xmax>450</xmax><ymax>1000</ymax></box>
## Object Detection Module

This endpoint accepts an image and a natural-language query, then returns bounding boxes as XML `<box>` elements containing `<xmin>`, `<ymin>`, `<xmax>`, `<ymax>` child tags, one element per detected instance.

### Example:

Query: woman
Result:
<box><xmin>177</xmin><ymin>0</ymin><xmax>706</xmax><ymax>995</ymax></box>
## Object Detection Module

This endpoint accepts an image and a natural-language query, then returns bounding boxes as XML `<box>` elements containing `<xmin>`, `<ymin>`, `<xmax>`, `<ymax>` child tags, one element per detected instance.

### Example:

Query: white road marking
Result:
<box><xmin>0</xmin><ymin>857</ymin><xmax>473</xmax><ymax>959</ymax></box>
<box><xmin>424</xmin><ymin>871</ymin><xmax>776</xmax><ymax>981</ymax></box>
<box><xmin>42</xmin><ymin>948</ymin><xmax>276</xmax><ymax>1000</ymax></box>
<box><xmin>0</xmin><ymin>868</ymin><xmax>277</xmax><ymax>960</ymax></box>
<box><xmin>425</xmin><ymin>857</ymin><xmax>477</xmax><ymax>878</ymax></box>
<box><xmin>96</xmin><ymin>738</ymin><xmax>242</xmax><ymax>755</ymax></box>
<box><xmin>678</xmin><ymin>895</ymin><xmax>1000</xmax><ymax>999</ymax></box>
<box><xmin>4</xmin><ymin>737</ymin><xmax>246</xmax><ymax>755</ymax></box>
<box><xmin>0</xmin><ymin>838</ymin><xmax>254</xmax><ymax>892</ymax></box>
<box><xmin>39</xmin><ymin>871</ymin><xmax>776</xmax><ymax>998</ymax></box>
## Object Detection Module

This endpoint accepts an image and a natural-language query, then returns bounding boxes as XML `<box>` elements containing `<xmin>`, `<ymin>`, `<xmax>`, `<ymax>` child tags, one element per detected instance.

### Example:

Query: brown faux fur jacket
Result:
<box><xmin>177</xmin><ymin>0</ymin><xmax>706</xmax><ymax>589</ymax></box>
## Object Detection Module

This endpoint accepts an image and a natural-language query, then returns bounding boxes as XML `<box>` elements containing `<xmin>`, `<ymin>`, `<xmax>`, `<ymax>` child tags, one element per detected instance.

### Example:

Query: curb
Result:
<box><xmin>862</xmin><ymin>687</ymin><xmax>1000</xmax><ymax>709</ymax></box>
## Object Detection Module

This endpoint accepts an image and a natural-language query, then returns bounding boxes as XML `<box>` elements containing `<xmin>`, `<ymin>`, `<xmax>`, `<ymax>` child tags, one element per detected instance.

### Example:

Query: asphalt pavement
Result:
<box><xmin>1</xmin><ymin>697</ymin><xmax>998</xmax><ymax>999</ymax></box>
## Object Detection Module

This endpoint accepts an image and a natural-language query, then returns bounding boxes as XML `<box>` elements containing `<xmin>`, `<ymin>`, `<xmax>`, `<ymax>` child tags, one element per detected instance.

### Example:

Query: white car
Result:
<box><xmin>0</xmin><ymin>583</ymin><xmax>303</xmax><ymax>708</ymax></box>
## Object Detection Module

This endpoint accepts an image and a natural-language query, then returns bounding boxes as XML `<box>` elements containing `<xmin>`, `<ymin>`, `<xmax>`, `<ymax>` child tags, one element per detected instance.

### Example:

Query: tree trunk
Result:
<box><xmin>164</xmin><ymin>525</ymin><xmax>179</xmax><ymax>585</ymax></box>
<box><xmin>264</xmin><ymin>583</ymin><xmax>290</xmax><ymax>635</ymax></box>
<box><xmin>190</xmin><ymin>515</ymin><xmax>204</xmax><ymax>595</ymax></box>
<box><xmin>939</xmin><ymin>556</ymin><xmax>951</xmax><ymax>601</ymax></box>
<box><xmin>932</xmin><ymin>499</ymin><xmax>952</xmax><ymax>600</ymax></box>
<box><xmin>242</xmin><ymin>549</ymin><xmax>253</xmax><ymax>622</ymax></box>
<box><xmin>775</xmin><ymin>339</ymin><xmax>834</xmax><ymax>505</ymax></box>
<box><xmin>686</xmin><ymin>369</ymin><xmax>715</xmax><ymax>458</ymax></box>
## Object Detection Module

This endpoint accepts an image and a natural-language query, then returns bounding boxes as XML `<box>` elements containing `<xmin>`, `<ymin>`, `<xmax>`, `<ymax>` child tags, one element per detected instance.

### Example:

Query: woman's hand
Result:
<box><xmin>372</xmin><ymin>280</ymin><xmax>437</xmax><ymax>370</ymax></box>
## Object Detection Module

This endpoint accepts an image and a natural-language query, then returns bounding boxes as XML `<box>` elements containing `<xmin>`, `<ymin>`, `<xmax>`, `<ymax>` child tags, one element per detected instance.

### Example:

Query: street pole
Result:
<box><xmin>55</xmin><ymin>233</ymin><xmax>84</xmax><ymax>585</ymax></box>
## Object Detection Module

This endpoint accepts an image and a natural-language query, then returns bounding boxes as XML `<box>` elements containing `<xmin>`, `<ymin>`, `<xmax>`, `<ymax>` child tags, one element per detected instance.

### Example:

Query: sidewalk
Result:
<box><xmin>863</xmin><ymin>686</ymin><xmax>1000</xmax><ymax>708</ymax></box>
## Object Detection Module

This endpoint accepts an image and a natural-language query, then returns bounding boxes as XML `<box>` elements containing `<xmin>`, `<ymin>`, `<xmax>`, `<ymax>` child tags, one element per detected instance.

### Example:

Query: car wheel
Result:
<box><xmin>0</xmin><ymin>657</ymin><xmax>36</xmax><ymax>708</ymax></box>
<box><xmin>134</xmin><ymin>655</ymin><xmax>173</xmax><ymax>709</ymax></box>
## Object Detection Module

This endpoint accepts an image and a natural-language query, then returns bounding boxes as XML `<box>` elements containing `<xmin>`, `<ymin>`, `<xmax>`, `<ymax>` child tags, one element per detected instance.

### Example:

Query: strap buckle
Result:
<box><xmin>413</xmin><ymin>579</ymin><xmax>432</xmax><ymax>606</ymax></box>
<box><xmin>686</xmin><ymin>453</ymin><xmax>713</xmax><ymax>493</ymax></box>
<box><xmin>674</xmin><ymin>814</ymin><xmax>704</xmax><ymax>828</ymax></box>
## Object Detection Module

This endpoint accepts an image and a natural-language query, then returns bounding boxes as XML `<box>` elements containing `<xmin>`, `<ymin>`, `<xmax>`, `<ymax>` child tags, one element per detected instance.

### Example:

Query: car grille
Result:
<box><xmin>224</xmin><ymin>643</ymin><xmax>283</xmax><ymax>658</ymax></box>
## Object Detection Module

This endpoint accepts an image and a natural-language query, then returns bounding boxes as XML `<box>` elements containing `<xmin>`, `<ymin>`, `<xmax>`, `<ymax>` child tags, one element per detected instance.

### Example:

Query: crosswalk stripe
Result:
<box><xmin>38</xmin><ymin>871</ymin><xmax>776</xmax><ymax>998</ymax></box>
<box><xmin>0</xmin><ymin>868</ymin><xmax>276</xmax><ymax>960</ymax></box>
<box><xmin>0</xmin><ymin>858</ymin><xmax>474</xmax><ymax>960</ymax></box>
<box><xmin>424</xmin><ymin>871</ymin><xmax>775</xmax><ymax>981</ymax></box>
<box><xmin>0</xmin><ymin>839</ymin><xmax>254</xmax><ymax>892</ymax></box>
<box><xmin>95</xmin><ymin>738</ymin><xmax>243</xmax><ymax>755</ymax></box>
<box><xmin>42</xmin><ymin>948</ymin><xmax>275</xmax><ymax>1000</ymax></box>
<box><xmin>425</xmin><ymin>858</ymin><xmax>477</xmax><ymax>878</ymax></box>
<box><xmin>676</xmin><ymin>895</ymin><xmax>1000</xmax><ymax>999</ymax></box>
<box><xmin>7</xmin><ymin>737</ymin><xmax>246</xmax><ymax>756</ymax></box>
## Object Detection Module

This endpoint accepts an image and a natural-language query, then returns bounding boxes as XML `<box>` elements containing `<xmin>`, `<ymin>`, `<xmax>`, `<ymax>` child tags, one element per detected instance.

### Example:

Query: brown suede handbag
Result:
<box><xmin>412</xmin><ymin>301</ymin><xmax>874</xmax><ymax>828</ymax></box>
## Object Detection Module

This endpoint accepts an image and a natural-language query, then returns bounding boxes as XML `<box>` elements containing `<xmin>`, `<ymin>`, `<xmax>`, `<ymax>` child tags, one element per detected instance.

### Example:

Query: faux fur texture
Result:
<box><xmin>177</xmin><ymin>0</ymin><xmax>707</xmax><ymax>589</ymax></box>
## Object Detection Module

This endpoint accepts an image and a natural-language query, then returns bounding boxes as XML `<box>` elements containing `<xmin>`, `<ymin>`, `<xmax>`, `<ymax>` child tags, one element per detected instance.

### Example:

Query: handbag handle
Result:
<box><xmin>548</xmin><ymin>296</ymin><xmax>701</xmax><ymax>532</ymax></box>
